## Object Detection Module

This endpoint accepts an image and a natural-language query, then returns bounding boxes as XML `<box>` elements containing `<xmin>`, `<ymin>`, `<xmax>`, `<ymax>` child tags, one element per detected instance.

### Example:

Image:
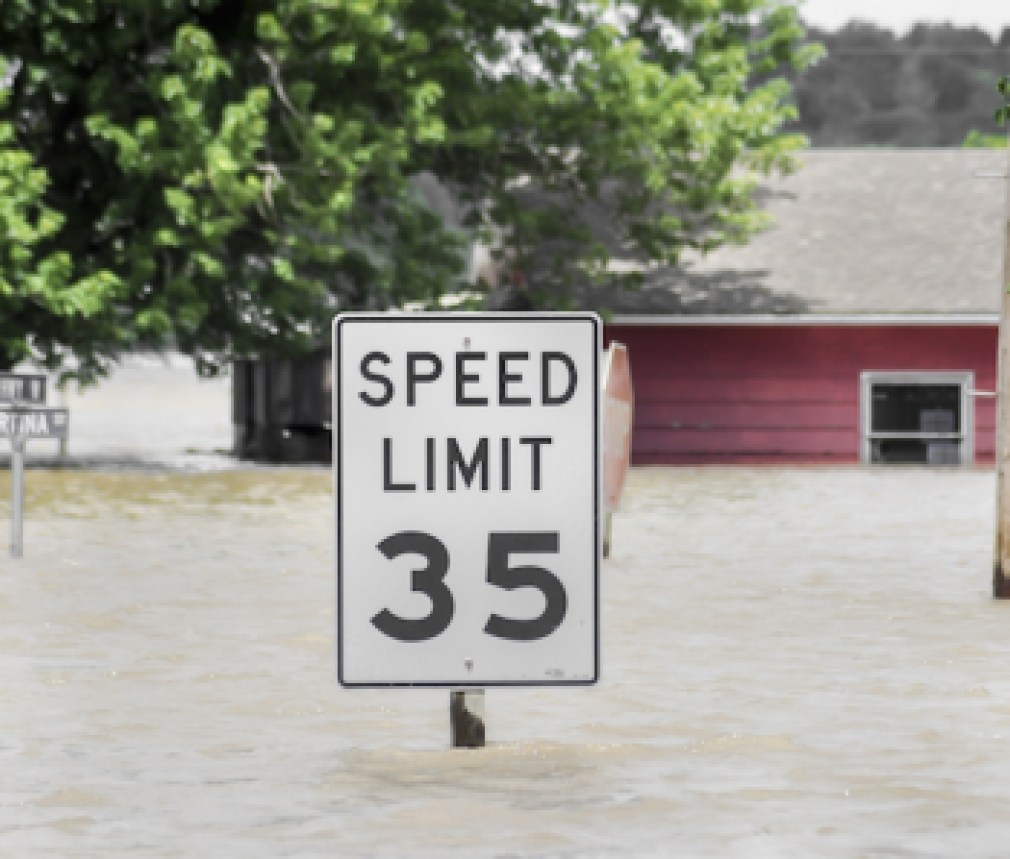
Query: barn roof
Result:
<box><xmin>577</xmin><ymin>148</ymin><xmax>1007</xmax><ymax>320</ymax></box>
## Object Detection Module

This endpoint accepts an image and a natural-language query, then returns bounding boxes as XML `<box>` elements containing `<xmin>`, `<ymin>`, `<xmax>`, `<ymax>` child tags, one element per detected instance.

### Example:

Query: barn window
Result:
<box><xmin>860</xmin><ymin>371</ymin><xmax>974</xmax><ymax>466</ymax></box>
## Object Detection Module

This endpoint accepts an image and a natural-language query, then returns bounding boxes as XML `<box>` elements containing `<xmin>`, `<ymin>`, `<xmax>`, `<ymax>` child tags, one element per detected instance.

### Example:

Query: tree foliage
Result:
<box><xmin>997</xmin><ymin>76</ymin><xmax>1010</xmax><ymax>127</ymax></box>
<box><xmin>0</xmin><ymin>0</ymin><xmax>815</xmax><ymax>382</ymax></box>
<box><xmin>790</xmin><ymin>22</ymin><xmax>1010</xmax><ymax>146</ymax></box>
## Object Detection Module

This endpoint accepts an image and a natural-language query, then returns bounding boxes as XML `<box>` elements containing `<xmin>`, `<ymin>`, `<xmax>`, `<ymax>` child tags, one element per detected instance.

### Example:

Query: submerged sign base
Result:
<box><xmin>334</xmin><ymin>313</ymin><xmax>601</xmax><ymax>688</ymax></box>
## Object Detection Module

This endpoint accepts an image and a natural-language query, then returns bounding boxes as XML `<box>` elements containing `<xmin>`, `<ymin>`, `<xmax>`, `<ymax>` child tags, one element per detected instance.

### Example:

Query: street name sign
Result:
<box><xmin>0</xmin><ymin>407</ymin><xmax>69</xmax><ymax>440</ymax></box>
<box><xmin>0</xmin><ymin>373</ymin><xmax>46</xmax><ymax>404</ymax></box>
<box><xmin>1</xmin><ymin>373</ymin><xmax>69</xmax><ymax>558</ymax></box>
<box><xmin>334</xmin><ymin>312</ymin><xmax>601</xmax><ymax>687</ymax></box>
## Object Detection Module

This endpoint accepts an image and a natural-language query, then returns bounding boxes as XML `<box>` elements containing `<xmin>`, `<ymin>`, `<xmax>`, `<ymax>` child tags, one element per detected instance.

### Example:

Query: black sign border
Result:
<box><xmin>333</xmin><ymin>312</ymin><xmax>602</xmax><ymax>689</ymax></box>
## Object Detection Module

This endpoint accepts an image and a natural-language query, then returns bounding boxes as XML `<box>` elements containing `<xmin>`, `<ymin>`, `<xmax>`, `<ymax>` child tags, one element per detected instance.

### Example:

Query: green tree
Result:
<box><xmin>0</xmin><ymin>0</ymin><xmax>816</xmax><ymax>383</ymax></box>
<box><xmin>789</xmin><ymin>23</ymin><xmax>1010</xmax><ymax>146</ymax></box>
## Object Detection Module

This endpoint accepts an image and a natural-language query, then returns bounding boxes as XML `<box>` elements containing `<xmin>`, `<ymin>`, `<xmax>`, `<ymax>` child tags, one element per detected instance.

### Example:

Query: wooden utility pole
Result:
<box><xmin>993</xmin><ymin>133</ymin><xmax>1010</xmax><ymax>597</ymax></box>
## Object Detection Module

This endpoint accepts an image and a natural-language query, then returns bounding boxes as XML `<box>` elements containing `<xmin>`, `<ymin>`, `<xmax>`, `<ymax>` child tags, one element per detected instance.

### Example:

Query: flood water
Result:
<box><xmin>3</xmin><ymin>361</ymin><xmax>1010</xmax><ymax>856</ymax></box>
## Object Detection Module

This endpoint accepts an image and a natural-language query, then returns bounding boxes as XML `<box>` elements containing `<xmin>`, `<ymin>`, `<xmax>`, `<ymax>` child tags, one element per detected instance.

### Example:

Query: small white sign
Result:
<box><xmin>0</xmin><ymin>408</ymin><xmax>69</xmax><ymax>440</ymax></box>
<box><xmin>0</xmin><ymin>373</ymin><xmax>46</xmax><ymax>404</ymax></box>
<box><xmin>334</xmin><ymin>312</ymin><xmax>601</xmax><ymax>687</ymax></box>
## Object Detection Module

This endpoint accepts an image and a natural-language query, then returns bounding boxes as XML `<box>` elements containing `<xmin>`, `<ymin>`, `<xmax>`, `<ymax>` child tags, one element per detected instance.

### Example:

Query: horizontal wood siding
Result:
<box><xmin>605</xmin><ymin>324</ymin><xmax>997</xmax><ymax>465</ymax></box>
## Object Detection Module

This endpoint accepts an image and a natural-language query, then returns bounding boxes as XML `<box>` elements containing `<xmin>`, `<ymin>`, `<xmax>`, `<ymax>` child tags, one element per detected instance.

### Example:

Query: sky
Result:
<box><xmin>798</xmin><ymin>0</ymin><xmax>1008</xmax><ymax>37</ymax></box>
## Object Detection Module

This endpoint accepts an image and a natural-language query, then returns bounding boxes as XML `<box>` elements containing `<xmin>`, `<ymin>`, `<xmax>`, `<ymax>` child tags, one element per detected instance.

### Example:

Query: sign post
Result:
<box><xmin>994</xmin><ymin>126</ymin><xmax>1010</xmax><ymax>597</ymax></box>
<box><xmin>10</xmin><ymin>436</ymin><xmax>24</xmax><ymax>558</ymax></box>
<box><xmin>1</xmin><ymin>373</ymin><xmax>69</xmax><ymax>559</ymax></box>
<box><xmin>334</xmin><ymin>313</ymin><xmax>601</xmax><ymax>746</ymax></box>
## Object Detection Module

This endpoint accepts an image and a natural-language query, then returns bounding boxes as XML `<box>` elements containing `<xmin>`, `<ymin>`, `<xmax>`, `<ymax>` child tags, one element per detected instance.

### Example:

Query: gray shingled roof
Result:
<box><xmin>578</xmin><ymin>148</ymin><xmax>1007</xmax><ymax>317</ymax></box>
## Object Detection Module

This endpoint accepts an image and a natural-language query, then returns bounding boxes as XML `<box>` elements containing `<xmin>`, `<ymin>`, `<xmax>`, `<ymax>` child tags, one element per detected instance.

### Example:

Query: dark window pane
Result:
<box><xmin>871</xmin><ymin>438</ymin><xmax>929</xmax><ymax>464</ymax></box>
<box><xmin>871</xmin><ymin>384</ymin><xmax>960</xmax><ymax>433</ymax></box>
<box><xmin>870</xmin><ymin>438</ymin><xmax>961</xmax><ymax>465</ymax></box>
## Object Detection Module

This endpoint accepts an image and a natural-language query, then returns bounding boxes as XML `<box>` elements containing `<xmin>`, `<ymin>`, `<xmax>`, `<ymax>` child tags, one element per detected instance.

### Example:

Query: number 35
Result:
<box><xmin>371</xmin><ymin>531</ymin><xmax>567</xmax><ymax>643</ymax></box>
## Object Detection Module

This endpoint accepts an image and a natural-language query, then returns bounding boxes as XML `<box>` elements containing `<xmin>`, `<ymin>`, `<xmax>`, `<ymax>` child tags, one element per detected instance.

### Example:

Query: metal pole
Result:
<box><xmin>57</xmin><ymin>384</ymin><xmax>68</xmax><ymax>460</ymax></box>
<box><xmin>994</xmin><ymin>133</ymin><xmax>1010</xmax><ymax>597</ymax></box>
<box><xmin>10</xmin><ymin>435</ymin><xmax>24</xmax><ymax>559</ymax></box>
<box><xmin>450</xmin><ymin>689</ymin><xmax>486</xmax><ymax>748</ymax></box>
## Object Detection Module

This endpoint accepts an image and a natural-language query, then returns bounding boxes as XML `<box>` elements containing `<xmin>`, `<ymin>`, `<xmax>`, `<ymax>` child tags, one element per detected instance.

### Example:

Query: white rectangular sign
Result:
<box><xmin>0</xmin><ymin>408</ymin><xmax>69</xmax><ymax>440</ymax></box>
<box><xmin>0</xmin><ymin>373</ymin><xmax>46</xmax><ymax>404</ymax></box>
<box><xmin>334</xmin><ymin>312</ymin><xmax>601</xmax><ymax>687</ymax></box>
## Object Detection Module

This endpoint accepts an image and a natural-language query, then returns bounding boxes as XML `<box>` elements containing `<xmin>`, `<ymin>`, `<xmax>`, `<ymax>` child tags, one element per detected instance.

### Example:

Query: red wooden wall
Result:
<box><xmin>604</xmin><ymin>323</ymin><xmax>998</xmax><ymax>465</ymax></box>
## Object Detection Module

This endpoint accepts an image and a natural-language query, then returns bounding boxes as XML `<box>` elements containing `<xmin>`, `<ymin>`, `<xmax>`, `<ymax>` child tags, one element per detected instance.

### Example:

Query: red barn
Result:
<box><xmin>592</xmin><ymin>149</ymin><xmax>1006</xmax><ymax>466</ymax></box>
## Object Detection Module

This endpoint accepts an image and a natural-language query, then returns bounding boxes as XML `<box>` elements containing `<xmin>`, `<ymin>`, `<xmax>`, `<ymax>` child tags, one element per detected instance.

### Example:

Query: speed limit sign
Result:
<box><xmin>333</xmin><ymin>312</ymin><xmax>601</xmax><ymax>687</ymax></box>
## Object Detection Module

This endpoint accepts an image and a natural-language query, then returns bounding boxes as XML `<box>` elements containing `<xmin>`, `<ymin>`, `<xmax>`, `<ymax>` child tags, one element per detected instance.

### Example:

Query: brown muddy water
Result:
<box><xmin>3</xmin><ymin>360</ymin><xmax>1010</xmax><ymax>856</ymax></box>
<box><xmin>2</xmin><ymin>465</ymin><xmax>1009</xmax><ymax>857</ymax></box>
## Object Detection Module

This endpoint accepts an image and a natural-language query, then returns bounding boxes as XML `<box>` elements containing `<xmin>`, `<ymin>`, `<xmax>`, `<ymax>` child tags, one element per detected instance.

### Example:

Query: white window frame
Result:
<box><xmin>859</xmin><ymin>371</ymin><xmax>974</xmax><ymax>466</ymax></box>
